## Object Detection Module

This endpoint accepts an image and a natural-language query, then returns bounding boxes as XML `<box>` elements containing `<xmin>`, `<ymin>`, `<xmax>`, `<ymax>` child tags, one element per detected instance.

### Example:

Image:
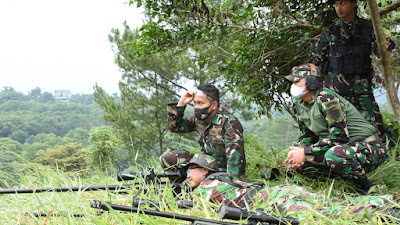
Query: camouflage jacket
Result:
<box><xmin>195</xmin><ymin>173</ymin><xmax>392</xmax><ymax>220</ymax></box>
<box><xmin>167</xmin><ymin>103</ymin><xmax>246</xmax><ymax>176</ymax></box>
<box><xmin>313</xmin><ymin>16</ymin><xmax>378</xmax><ymax>78</ymax></box>
<box><xmin>296</xmin><ymin>88</ymin><xmax>376</xmax><ymax>158</ymax></box>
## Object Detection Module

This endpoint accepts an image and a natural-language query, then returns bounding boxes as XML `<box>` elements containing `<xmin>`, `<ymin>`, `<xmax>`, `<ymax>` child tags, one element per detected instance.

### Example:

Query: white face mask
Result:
<box><xmin>290</xmin><ymin>83</ymin><xmax>308</xmax><ymax>99</ymax></box>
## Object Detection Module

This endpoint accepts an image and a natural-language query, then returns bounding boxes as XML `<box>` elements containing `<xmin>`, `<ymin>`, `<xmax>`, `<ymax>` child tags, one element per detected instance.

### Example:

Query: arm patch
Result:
<box><xmin>321</xmin><ymin>98</ymin><xmax>344</xmax><ymax>124</ymax></box>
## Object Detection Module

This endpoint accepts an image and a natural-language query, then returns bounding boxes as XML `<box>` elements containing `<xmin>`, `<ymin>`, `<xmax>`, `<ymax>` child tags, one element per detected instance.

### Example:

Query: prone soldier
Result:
<box><xmin>187</xmin><ymin>154</ymin><xmax>398</xmax><ymax>221</ymax></box>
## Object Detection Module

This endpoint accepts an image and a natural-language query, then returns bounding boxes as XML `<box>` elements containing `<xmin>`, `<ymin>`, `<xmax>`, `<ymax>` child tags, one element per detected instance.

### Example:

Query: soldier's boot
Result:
<box><xmin>353</xmin><ymin>178</ymin><xmax>375</xmax><ymax>195</ymax></box>
<box><xmin>261</xmin><ymin>167</ymin><xmax>293</xmax><ymax>180</ymax></box>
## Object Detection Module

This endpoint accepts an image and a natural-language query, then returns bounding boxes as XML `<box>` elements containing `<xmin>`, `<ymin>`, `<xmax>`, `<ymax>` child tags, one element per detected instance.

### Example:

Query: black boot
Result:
<box><xmin>353</xmin><ymin>178</ymin><xmax>375</xmax><ymax>195</ymax></box>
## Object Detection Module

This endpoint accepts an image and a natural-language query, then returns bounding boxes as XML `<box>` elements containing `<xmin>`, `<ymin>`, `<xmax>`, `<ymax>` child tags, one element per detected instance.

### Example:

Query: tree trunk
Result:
<box><xmin>367</xmin><ymin>0</ymin><xmax>400</xmax><ymax>122</ymax></box>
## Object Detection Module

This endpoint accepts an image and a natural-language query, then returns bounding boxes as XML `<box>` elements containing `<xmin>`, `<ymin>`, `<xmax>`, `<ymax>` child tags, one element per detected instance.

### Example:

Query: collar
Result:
<box><xmin>209</xmin><ymin>109</ymin><xmax>223</xmax><ymax>125</ymax></box>
<box><xmin>298</xmin><ymin>90</ymin><xmax>319</xmax><ymax>106</ymax></box>
<box><xmin>336</xmin><ymin>16</ymin><xmax>360</xmax><ymax>26</ymax></box>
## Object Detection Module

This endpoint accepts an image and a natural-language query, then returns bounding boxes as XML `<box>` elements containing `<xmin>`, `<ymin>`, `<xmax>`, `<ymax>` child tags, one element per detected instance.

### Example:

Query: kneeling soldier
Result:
<box><xmin>284</xmin><ymin>63</ymin><xmax>387</xmax><ymax>194</ymax></box>
<box><xmin>160</xmin><ymin>84</ymin><xmax>246</xmax><ymax>177</ymax></box>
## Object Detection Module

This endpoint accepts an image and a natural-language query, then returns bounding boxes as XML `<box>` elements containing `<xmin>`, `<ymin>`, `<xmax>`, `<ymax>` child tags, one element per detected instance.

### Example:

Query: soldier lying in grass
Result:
<box><xmin>186</xmin><ymin>153</ymin><xmax>399</xmax><ymax>222</ymax></box>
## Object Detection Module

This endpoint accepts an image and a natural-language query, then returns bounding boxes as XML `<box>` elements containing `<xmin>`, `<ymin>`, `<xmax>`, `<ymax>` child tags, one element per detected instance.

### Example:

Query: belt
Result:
<box><xmin>364</xmin><ymin>133</ymin><xmax>378</xmax><ymax>142</ymax></box>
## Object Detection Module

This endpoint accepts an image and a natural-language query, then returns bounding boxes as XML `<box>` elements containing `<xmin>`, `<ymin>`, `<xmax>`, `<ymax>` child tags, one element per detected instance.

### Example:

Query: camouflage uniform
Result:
<box><xmin>295</xmin><ymin>88</ymin><xmax>387</xmax><ymax>181</ymax></box>
<box><xmin>313</xmin><ymin>16</ymin><xmax>385</xmax><ymax>137</ymax></box>
<box><xmin>160</xmin><ymin>103</ymin><xmax>246</xmax><ymax>176</ymax></box>
<box><xmin>196</xmin><ymin>173</ymin><xmax>393</xmax><ymax>220</ymax></box>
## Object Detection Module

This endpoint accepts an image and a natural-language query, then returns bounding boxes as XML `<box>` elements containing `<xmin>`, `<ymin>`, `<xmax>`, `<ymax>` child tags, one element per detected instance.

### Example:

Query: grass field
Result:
<box><xmin>1</xmin><ymin>139</ymin><xmax>400</xmax><ymax>224</ymax></box>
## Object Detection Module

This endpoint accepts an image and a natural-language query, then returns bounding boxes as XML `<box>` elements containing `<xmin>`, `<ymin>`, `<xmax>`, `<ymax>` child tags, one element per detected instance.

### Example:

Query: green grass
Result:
<box><xmin>1</xmin><ymin>138</ymin><xmax>400</xmax><ymax>224</ymax></box>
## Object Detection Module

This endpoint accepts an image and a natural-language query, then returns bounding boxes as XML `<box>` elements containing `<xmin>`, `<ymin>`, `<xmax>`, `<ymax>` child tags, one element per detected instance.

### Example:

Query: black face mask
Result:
<box><xmin>194</xmin><ymin>104</ymin><xmax>213</xmax><ymax>121</ymax></box>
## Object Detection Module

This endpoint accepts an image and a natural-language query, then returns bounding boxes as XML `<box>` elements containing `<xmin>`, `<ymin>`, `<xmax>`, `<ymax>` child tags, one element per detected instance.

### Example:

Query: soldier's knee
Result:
<box><xmin>324</xmin><ymin>147</ymin><xmax>350</xmax><ymax>170</ymax></box>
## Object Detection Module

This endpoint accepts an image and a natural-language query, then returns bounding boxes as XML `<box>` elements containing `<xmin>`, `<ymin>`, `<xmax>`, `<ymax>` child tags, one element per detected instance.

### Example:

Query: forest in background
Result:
<box><xmin>0</xmin><ymin>86</ymin><xmax>303</xmax><ymax>189</ymax></box>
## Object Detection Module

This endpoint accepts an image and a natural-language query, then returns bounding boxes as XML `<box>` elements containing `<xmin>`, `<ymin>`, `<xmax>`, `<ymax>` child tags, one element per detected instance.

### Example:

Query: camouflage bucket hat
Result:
<box><xmin>285</xmin><ymin>63</ymin><xmax>320</xmax><ymax>82</ymax></box>
<box><xmin>189</xmin><ymin>154</ymin><xmax>218</xmax><ymax>171</ymax></box>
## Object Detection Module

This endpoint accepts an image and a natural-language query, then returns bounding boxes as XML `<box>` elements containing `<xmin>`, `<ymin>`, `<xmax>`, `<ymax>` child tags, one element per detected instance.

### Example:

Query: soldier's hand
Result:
<box><xmin>177</xmin><ymin>91</ymin><xmax>195</xmax><ymax>106</ymax></box>
<box><xmin>284</xmin><ymin>147</ymin><xmax>306</xmax><ymax>171</ymax></box>
<box><xmin>386</xmin><ymin>38</ymin><xmax>396</xmax><ymax>50</ymax></box>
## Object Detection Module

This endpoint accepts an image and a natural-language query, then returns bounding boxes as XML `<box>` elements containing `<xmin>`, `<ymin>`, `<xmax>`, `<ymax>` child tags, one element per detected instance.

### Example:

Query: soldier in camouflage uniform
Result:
<box><xmin>187</xmin><ymin>154</ymin><xmax>397</xmax><ymax>221</ymax></box>
<box><xmin>160</xmin><ymin>84</ymin><xmax>246</xmax><ymax>176</ymax></box>
<box><xmin>313</xmin><ymin>0</ymin><xmax>395</xmax><ymax>139</ymax></box>
<box><xmin>284</xmin><ymin>63</ymin><xmax>387</xmax><ymax>194</ymax></box>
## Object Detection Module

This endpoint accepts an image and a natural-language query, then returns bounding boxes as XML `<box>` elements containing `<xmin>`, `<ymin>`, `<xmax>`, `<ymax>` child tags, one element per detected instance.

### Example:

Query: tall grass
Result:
<box><xmin>1</xmin><ymin>135</ymin><xmax>399</xmax><ymax>224</ymax></box>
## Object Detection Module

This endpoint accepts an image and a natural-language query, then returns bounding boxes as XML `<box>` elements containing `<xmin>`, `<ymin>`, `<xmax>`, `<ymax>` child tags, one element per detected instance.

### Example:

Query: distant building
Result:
<box><xmin>54</xmin><ymin>90</ymin><xmax>72</xmax><ymax>102</ymax></box>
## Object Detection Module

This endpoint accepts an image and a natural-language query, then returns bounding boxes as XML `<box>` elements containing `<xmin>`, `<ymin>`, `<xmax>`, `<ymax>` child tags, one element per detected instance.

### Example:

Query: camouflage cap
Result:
<box><xmin>188</xmin><ymin>154</ymin><xmax>218</xmax><ymax>171</ymax></box>
<box><xmin>285</xmin><ymin>63</ymin><xmax>320</xmax><ymax>82</ymax></box>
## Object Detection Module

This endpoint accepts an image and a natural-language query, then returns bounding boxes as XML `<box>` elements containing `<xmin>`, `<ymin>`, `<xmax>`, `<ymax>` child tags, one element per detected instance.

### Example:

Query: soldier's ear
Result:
<box><xmin>202</xmin><ymin>168</ymin><xmax>209</xmax><ymax>176</ymax></box>
<box><xmin>211</xmin><ymin>101</ymin><xmax>218</xmax><ymax>111</ymax></box>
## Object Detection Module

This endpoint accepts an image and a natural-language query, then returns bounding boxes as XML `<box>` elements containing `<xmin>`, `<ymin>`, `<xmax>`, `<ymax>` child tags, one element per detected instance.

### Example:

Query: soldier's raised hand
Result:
<box><xmin>177</xmin><ymin>90</ymin><xmax>195</xmax><ymax>106</ymax></box>
<box><xmin>386</xmin><ymin>38</ymin><xmax>396</xmax><ymax>50</ymax></box>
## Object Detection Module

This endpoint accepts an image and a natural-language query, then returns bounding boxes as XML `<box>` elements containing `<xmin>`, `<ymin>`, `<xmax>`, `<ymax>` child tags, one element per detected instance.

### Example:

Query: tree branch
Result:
<box><xmin>379</xmin><ymin>0</ymin><xmax>400</xmax><ymax>16</ymax></box>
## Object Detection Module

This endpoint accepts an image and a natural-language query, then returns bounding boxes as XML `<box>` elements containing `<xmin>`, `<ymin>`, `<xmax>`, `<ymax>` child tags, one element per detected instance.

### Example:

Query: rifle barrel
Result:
<box><xmin>0</xmin><ymin>184</ymin><xmax>137</xmax><ymax>194</ymax></box>
<box><xmin>132</xmin><ymin>198</ymin><xmax>193</xmax><ymax>209</ymax></box>
<box><xmin>90</xmin><ymin>200</ymin><xmax>236</xmax><ymax>225</ymax></box>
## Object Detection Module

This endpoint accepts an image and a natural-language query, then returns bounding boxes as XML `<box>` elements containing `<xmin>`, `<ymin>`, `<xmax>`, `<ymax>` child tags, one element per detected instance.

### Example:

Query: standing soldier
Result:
<box><xmin>186</xmin><ymin>154</ymin><xmax>398</xmax><ymax>221</ymax></box>
<box><xmin>284</xmin><ymin>63</ymin><xmax>387</xmax><ymax>194</ymax></box>
<box><xmin>160</xmin><ymin>84</ymin><xmax>246</xmax><ymax>177</ymax></box>
<box><xmin>313</xmin><ymin>0</ymin><xmax>395</xmax><ymax>138</ymax></box>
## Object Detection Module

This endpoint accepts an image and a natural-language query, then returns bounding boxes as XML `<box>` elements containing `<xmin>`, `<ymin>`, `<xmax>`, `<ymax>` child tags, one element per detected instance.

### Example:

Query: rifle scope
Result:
<box><xmin>117</xmin><ymin>168</ymin><xmax>181</xmax><ymax>181</ymax></box>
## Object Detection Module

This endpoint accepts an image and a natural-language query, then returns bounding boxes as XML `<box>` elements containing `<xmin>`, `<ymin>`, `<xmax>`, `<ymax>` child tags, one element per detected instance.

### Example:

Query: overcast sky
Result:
<box><xmin>0</xmin><ymin>0</ymin><xmax>143</xmax><ymax>95</ymax></box>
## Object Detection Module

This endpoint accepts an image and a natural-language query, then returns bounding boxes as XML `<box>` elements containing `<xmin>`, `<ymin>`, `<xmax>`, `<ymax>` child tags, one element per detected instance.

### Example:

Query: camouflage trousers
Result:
<box><xmin>324</xmin><ymin>74</ymin><xmax>385</xmax><ymax>138</ymax></box>
<box><xmin>159</xmin><ymin>148</ymin><xmax>195</xmax><ymax>176</ymax></box>
<box><xmin>256</xmin><ymin>185</ymin><xmax>393</xmax><ymax>220</ymax></box>
<box><xmin>299</xmin><ymin>139</ymin><xmax>387</xmax><ymax>180</ymax></box>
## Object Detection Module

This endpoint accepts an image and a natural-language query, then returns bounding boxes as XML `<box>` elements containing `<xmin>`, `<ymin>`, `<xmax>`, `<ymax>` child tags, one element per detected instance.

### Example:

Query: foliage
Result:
<box><xmin>369</xmin><ymin>145</ymin><xmax>400</xmax><ymax>192</ymax></box>
<box><xmin>122</xmin><ymin>0</ymin><xmax>400</xmax><ymax>118</ymax></box>
<box><xmin>122</xmin><ymin>0</ymin><xmax>339</xmax><ymax>115</ymax></box>
<box><xmin>243</xmin><ymin>113</ymin><xmax>299</xmax><ymax>151</ymax></box>
<box><xmin>35</xmin><ymin>143</ymin><xmax>86</xmax><ymax>173</ymax></box>
<box><xmin>1</xmin><ymin>139</ymin><xmax>399</xmax><ymax>224</ymax></box>
<box><xmin>243</xmin><ymin>134</ymin><xmax>290</xmax><ymax>181</ymax></box>
<box><xmin>84</xmin><ymin>126</ymin><xmax>123</xmax><ymax>174</ymax></box>
<box><xmin>95</xmin><ymin>26</ymin><xmax>253</xmax><ymax>164</ymax></box>
<box><xmin>382</xmin><ymin>111</ymin><xmax>400</xmax><ymax>147</ymax></box>
<box><xmin>0</xmin><ymin>88</ymin><xmax>105</xmax><ymax>145</ymax></box>
<box><xmin>0</xmin><ymin>138</ymin><xmax>29</xmax><ymax>188</ymax></box>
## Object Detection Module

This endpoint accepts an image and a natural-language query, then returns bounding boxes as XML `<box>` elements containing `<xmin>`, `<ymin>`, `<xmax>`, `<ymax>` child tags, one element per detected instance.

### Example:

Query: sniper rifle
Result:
<box><xmin>0</xmin><ymin>168</ymin><xmax>180</xmax><ymax>195</ymax></box>
<box><xmin>90</xmin><ymin>200</ymin><xmax>300</xmax><ymax>225</ymax></box>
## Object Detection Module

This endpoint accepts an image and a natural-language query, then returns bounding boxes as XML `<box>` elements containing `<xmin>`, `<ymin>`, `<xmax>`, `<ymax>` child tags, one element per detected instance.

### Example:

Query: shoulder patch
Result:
<box><xmin>321</xmin><ymin>98</ymin><xmax>344</xmax><ymax>124</ymax></box>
